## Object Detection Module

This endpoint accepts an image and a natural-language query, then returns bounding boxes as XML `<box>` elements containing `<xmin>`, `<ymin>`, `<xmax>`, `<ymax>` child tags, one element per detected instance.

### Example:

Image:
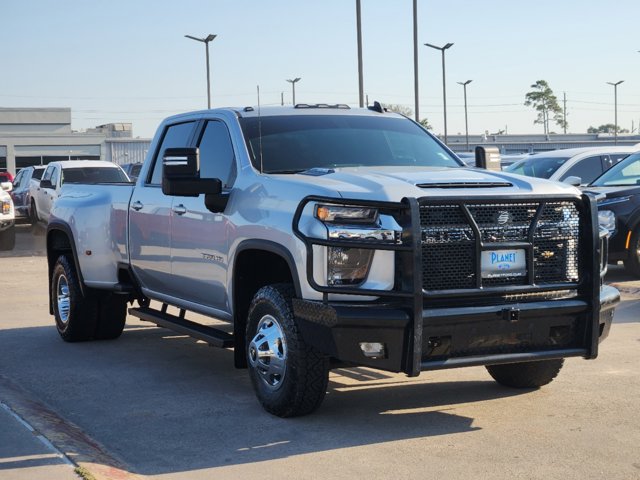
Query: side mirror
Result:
<box><xmin>475</xmin><ymin>146</ymin><xmax>502</xmax><ymax>171</ymax></box>
<box><xmin>0</xmin><ymin>181</ymin><xmax>12</xmax><ymax>192</ymax></box>
<box><xmin>563</xmin><ymin>176</ymin><xmax>582</xmax><ymax>187</ymax></box>
<box><xmin>161</xmin><ymin>147</ymin><xmax>222</xmax><ymax>197</ymax></box>
<box><xmin>40</xmin><ymin>179</ymin><xmax>53</xmax><ymax>189</ymax></box>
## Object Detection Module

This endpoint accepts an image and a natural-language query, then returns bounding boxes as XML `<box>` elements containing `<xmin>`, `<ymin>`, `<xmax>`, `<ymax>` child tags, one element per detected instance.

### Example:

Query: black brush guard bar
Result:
<box><xmin>292</xmin><ymin>193</ymin><xmax>602</xmax><ymax>376</ymax></box>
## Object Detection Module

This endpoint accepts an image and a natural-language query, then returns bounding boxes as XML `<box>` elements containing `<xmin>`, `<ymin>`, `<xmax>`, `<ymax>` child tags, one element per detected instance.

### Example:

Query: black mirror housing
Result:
<box><xmin>40</xmin><ymin>179</ymin><xmax>53</xmax><ymax>189</ymax></box>
<box><xmin>161</xmin><ymin>147</ymin><xmax>222</xmax><ymax>197</ymax></box>
<box><xmin>475</xmin><ymin>146</ymin><xmax>502</xmax><ymax>171</ymax></box>
<box><xmin>163</xmin><ymin>147</ymin><xmax>199</xmax><ymax>178</ymax></box>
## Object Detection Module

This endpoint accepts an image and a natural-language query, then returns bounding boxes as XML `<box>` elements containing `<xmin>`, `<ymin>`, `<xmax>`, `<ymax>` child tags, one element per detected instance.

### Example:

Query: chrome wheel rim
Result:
<box><xmin>56</xmin><ymin>274</ymin><xmax>71</xmax><ymax>324</ymax></box>
<box><xmin>248</xmin><ymin>314</ymin><xmax>287</xmax><ymax>391</ymax></box>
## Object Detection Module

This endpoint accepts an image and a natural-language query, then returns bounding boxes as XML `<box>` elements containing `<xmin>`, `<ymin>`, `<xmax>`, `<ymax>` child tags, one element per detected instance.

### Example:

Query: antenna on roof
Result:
<box><xmin>257</xmin><ymin>85</ymin><xmax>264</xmax><ymax>173</ymax></box>
<box><xmin>367</xmin><ymin>101</ymin><xmax>385</xmax><ymax>113</ymax></box>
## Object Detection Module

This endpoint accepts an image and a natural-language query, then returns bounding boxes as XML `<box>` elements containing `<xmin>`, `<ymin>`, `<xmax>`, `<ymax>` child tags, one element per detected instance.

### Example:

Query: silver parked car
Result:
<box><xmin>506</xmin><ymin>146</ymin><xmax>639</xmax><ymax>185</ymax></box>
<box><xmin>10</xmin><ymin>165</ymin><xmax>45</xmax><ymax>223</ymax></box>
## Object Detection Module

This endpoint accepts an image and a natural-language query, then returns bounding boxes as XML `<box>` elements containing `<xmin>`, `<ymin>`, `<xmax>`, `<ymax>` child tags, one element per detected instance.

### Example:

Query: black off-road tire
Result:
<box><xmin>52</xmin><ymin>255</ymin><xmax>100</xmax><ymax>342</ymax></box>
<box><xmin>246</xmin><ymin>284</ymin><xmax>330</xmax><ymax>417</ymax></box>
<box><xmin>95</xmin><ymin>293</ymin><xmax>127</xmax><ymax>340</ymax></box>
<box><xmin>30</xmin><ymin>200</ymin><xmax>39</xmax><ymax>225</ymax></box>
<box><xmin>0</xmin><ymin>225</ymin><xmax>15</xmax><ymax>251</ymax></box>
<box><xmin>623</xmin><ymin>229</ymin><xmax>640</xmax><ymax>277</ymax></box>
<box><xmin>486</xmin><ymin>359</ymin><xmax>564</xmax><ymax>388</ymax></box>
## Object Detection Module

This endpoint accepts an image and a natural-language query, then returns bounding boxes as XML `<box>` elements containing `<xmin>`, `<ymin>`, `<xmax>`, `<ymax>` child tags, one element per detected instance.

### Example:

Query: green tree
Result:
<box><xmin>381</xmin><ymin>104</ymin><xmax>432</xmax><ymax>129</ymax></box>
<box><xmin>587</xmin><ymin>124</ymin><xmax>629</xmax><ymax>134</ymax></box>
<box><xmin>419</xmin><ymin>118</ymin><xmax>432</xmax><ymax>130</ymax></box>
<box><xmin>524</xmin><ymin>80</ymin><xmax>566</xmax><ymax>134</ymax></box>
<box><xmin>382</xmin><ymin>103</ymin><xmax>413</xmax><ymax>117</ymax></box>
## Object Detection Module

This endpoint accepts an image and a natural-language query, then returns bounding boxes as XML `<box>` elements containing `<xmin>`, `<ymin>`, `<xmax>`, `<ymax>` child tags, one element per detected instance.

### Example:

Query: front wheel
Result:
<box><xmin>246</xmin><ymin>284</ymin><xmax>329</xmax><ymax>417</ymax></box>
<box><xmin>0</xmin><ymin>225</ymin><xmax>15</xmax><ymax>251</ymax></box>
<box><xmin>624</xmin><ymin>229</ymin><xmax>640</xmax><ymax>277</ymax></box>
<box><xmin>486</xmin><ymin>359</ymin><xmax>564</xmax><ymax>388</ymax></box>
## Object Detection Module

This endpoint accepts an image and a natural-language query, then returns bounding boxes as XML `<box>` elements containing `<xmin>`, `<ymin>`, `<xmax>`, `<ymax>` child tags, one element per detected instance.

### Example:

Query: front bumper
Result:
<box><xmin>0</xmin><ymin>219</ymin><xmax>14</xmax><ymax>232</ymax></box>
<box><xmin>293</xmin><ymin>285</ymin><xmax>619</xmax><ymax>374</ymax></box>
<box><xmin>293</xmin><ymin>193</ymin><xmax>619</xmax><ymax>376</ymax></box>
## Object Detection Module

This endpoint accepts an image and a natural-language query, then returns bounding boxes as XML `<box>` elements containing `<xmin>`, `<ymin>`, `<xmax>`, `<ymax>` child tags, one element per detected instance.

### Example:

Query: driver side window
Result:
<box><xmin>561</xmin><ymin>156</ymin><xmax>603</xmax><ymax>184</ymax></box>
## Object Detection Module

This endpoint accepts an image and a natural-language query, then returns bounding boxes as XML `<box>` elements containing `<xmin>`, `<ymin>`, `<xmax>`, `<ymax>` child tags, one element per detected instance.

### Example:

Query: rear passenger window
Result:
<box><xmin>561</xmin><ymin>156</ymin><xmax>603</xmax><ymax>185</ymax></box>
<box><xmin>12</xmin><ymin>170</ymin><xmax>24</xmax><ymax>189</ymax></box>
<box><xmin>197</xmin><ymin>121</ymin><xmax>236</xmax><ymax>187</ymax></box>
<box><xmin>149</xmin><ymin>122</ymin><xmax>196</xmax><ymax>185</ymax></box>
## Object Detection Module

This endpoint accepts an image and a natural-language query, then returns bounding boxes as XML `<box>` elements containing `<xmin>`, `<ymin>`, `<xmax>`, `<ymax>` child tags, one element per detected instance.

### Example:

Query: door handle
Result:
<box><xmin>131</xmin><ymin>201</ymin><xmax>144</xmax><ymax>211</ymax></box>
<box><xmin>172</xmin><ymin>204</ymin><xmax>187</xmax><ymax>216</ymax></box>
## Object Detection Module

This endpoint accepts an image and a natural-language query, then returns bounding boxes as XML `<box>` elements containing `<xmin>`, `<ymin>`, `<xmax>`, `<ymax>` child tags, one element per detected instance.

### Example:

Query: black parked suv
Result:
<box><xmin>586</xmin><ymin>151</ymin><xmax>640</xmax><ymax>276</ymax></box>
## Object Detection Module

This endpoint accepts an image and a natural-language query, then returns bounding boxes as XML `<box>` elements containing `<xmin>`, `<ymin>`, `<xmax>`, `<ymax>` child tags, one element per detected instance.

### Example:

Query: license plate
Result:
<box><xmin>481</xmin><ymin>249</ymin><xmax>526</xmax><ymax>278</ymax></box>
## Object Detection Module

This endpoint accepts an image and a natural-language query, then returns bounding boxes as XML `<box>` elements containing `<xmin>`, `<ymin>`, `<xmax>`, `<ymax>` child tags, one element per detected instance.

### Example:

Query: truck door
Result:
<box><xmin>41</xmin><ymin>165</ymin><xmax>60</xmax><ymax>221</ymax></box>
<box><xmin>129</xmin><ymin>121</ymin><xmax>197</xmax><ymax>295</ymax></box>
<box><xmin>168</xmin><ymin>119</ymin><xmax>236</xmax><ymax>312</ymax></box>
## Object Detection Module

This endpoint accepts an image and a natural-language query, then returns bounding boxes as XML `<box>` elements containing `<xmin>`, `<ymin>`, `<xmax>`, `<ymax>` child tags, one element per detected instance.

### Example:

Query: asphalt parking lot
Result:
<box><xmin>1</xmin><ymin>224</ymin><xmax>639</xmax><ymax>480</ymax></box>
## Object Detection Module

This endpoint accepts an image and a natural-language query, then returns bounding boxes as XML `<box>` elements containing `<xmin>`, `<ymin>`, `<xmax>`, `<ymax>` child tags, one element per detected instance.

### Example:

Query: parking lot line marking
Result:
<box><xmin>0</xmin><ymin>375</ymin><xmax>145</xmax><ymax>480</ymax></box>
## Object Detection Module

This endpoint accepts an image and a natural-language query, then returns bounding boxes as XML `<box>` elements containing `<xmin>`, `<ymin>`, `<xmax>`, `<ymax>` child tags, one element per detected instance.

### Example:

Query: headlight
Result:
<box><xmin>315</xmin><ymin>204</ymin><xmax>378</xmax><ymax>224</ymax></box>
<box><xmin>598</xmin><ymin>210</ymin><xmax>616</xmax><ymax>233</ymax></box>
<box><xmin>315</xmin><ymin>204</ymin><xmax>379</xmax><ymax>286</ymax></box>
<box><xmin>327</xmin><ymin>247</ymin><xmax>374</xmax><ymax>285</ymax></box>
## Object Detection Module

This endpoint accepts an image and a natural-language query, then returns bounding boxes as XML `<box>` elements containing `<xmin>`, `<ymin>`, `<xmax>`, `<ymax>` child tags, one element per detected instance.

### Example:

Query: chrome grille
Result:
<box><xmin>420</xmin><ymin>200</ymin><xmax>581</xmax><ymax>291</ymax></box>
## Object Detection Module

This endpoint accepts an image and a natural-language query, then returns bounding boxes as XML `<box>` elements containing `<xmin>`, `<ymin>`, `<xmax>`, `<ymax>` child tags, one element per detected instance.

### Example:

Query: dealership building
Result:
<box><xmin>0</xmin><ymin>107</ymin><xmax>151</xmax><ymax>175</ymax></box>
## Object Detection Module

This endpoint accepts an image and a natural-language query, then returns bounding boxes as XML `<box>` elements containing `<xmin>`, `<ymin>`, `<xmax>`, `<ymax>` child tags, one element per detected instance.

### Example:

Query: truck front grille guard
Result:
<box><xmin>292</xmin><ymin>193</ymin><xmax>602</xmax><ymax>375</ymax></box>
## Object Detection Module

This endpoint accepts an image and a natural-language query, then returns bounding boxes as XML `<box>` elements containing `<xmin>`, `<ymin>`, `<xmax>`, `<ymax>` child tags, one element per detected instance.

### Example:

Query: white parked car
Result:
<box><xmin>0</xmin><ymin>182</ymin><xmax>15</xmax><ymax>250</ymax></box>
<box><xmin>505</xmin><ymin>146</ymin><xmax>639</xmax><ymax>186</ymax></box>
<box><xmin>30</xmin><ymin>160</ymin><xmax>130</xmax><ymax>224</ymax></box>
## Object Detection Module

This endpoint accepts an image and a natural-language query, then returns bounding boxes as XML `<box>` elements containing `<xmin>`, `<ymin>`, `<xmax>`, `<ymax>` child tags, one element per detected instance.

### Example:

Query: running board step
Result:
<box><xmin>128</xmin><ymin>307</ymin><xmax>234</xmax><ymax>348</ymax></box>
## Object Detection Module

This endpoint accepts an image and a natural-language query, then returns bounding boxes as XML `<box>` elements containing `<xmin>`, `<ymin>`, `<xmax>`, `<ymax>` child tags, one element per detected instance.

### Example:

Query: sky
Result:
<box><xmin>2</xmin><ymin>0</ymin><xmax>640</xmax><ymax>139</ymax></box>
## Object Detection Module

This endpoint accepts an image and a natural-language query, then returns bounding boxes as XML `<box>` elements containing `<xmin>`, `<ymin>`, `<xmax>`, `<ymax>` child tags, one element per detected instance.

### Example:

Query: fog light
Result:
<box><xmin>359</xmin><ymin>342</ymin><xmax>385</xmax><ymax>358</ymax></box>
<box><xmin>598</xmin><ymin>209</ymin><xmax>616</xmax><ymax>233</ymax></box>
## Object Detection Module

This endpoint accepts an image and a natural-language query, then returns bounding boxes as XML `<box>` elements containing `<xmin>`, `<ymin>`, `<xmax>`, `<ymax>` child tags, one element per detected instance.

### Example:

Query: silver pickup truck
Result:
<box><xmin>46</xmin><ymin>104</ymin><xmax>619</xmax><ymax>417</ymax></box>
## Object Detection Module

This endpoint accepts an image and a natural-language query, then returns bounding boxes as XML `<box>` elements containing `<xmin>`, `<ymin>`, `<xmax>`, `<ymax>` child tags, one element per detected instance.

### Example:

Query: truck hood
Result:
<box><xmin>583</xmin><ymin>185</ymin><xmax>640</xmax><ymax>198</ymax></box>
<box><xmin>273</xmin><ymin>166</ymin><xmax>580</xmax><ymax>201</ymax></box>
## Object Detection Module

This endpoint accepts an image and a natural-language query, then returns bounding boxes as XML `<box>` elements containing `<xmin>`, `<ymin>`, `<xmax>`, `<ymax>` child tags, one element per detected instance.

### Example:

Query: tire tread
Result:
<box><xmin>247</xmin><ymin>284</ymin><xmax>329</xmax><ymax>417</ymax></box>
<box><xmin>486</xmin><ymin>359</ymin><xmax>564</xmax><ymax>388</ymax></box>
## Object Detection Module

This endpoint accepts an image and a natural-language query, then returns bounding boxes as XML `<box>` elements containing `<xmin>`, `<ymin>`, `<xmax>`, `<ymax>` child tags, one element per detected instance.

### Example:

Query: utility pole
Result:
<box><xmin>356</xmin><ymin>0</ymin><xmax>364</xmax><ymax>108</ymax></box>
<box><xmin>281</xmin><ymin>92</ymin><xmax>284</xmax><ymax>106</ymax></box>
<box><xmin>412</xmin><ymin>0</ymin><xmax>419</xmax><ymax>122</ymax></box>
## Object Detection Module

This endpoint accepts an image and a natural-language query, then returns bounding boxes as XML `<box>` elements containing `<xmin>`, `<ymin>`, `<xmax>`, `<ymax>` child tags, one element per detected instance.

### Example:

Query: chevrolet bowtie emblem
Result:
<box><xmin>541</xmin><ymin>250</ymin><xmax>555</xmax><ymax>259</ymax></box>
<box><xmin>497</xmin><ymin>211</ymin><xmax>510</xmax><ymax>225</ymax></box>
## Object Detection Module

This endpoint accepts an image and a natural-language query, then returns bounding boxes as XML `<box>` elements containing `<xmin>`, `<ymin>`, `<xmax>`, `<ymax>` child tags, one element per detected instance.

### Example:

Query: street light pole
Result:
<box><xmin>457</xmin><ymin>80</ymin><xmax>472</xmax><ymax>151</ymax></box>
<box><xmin>185</xmin><ymin>34</ymin><xmax>217</xmax><ymax>109</ymax></box>
<box><xmin>286</xmin><ymin>78</ymin><xmax>301</xmax><ymax>105</ymax></box>
<box><xmin>607</xmin><ymin>80</ymin><xmax>624</xmax><ymax>145</ymax></box>
<box><xmin>425</xmin><ymin>42</ymin><xmax>454</xmax><ymax>144</ymax></box>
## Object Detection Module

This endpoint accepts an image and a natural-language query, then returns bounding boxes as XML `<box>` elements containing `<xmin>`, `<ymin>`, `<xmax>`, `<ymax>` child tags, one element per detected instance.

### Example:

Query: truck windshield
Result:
<box><xmin>62</xmin><ymin>167</ymin><xmax>129</xmax><ymax>184</ymax></box>
<box><xmin>505</xmin><ymin>156</ymin><xmax>571</xmax><ymax>179</ymax></box>
<box><xmin>239</xmin><ymin>115</ymin><xmax>462</xmax><ymax>173</ymax></box>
